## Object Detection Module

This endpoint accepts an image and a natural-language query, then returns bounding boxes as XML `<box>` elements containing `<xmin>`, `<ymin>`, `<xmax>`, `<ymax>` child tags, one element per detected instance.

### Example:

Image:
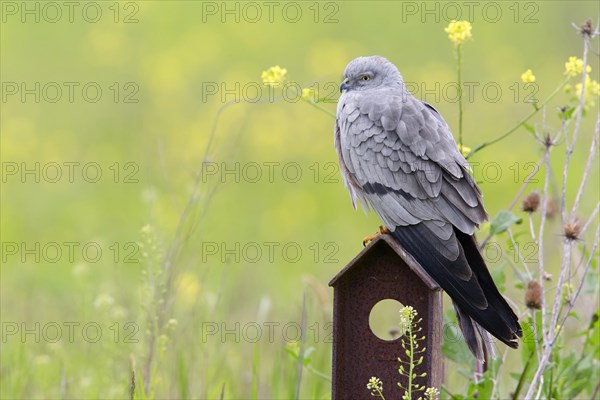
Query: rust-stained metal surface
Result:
<box><xmin>329</xmin><ymin>234</ymin><xmax>443</xmax><ymax>399</ymax></box>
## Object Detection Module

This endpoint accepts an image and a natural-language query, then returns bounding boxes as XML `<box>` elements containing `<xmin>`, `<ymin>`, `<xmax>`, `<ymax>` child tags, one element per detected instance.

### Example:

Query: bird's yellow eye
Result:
<box><xmin>361</xmin><ymin>75</ymin><xmax>370</xmax><ymax>81</ymax></box>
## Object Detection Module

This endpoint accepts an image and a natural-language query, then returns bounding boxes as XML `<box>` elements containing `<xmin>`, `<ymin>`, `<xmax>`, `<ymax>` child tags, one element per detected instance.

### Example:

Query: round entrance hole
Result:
<box><xmin>368</xmin><ymin>298</ymin><xmax>404</xmax><ymax>341</ymax></box>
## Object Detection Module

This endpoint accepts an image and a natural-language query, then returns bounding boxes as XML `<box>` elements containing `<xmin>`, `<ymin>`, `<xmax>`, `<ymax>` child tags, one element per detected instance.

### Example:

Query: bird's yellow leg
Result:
<box><xmin>362</xmin><ymin>225</ymin><xmax>391</xmax><ymax>246</ymax></box>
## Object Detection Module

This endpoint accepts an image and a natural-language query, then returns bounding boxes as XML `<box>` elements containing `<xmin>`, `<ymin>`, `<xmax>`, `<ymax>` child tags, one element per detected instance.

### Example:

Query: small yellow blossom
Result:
<box><xmin>521</xmin><ymin>69</ymin><xmax>536</xmax><ymax>83</ymax></box>
<box><xmin>564</xmin><ymin>56</ymin><xmax>591</xmax><ymax>77</ymax></box>
<box><xmin>569</xmin><ymin>76</ymin><xmax>600</xmax><ymax>108</ymax></box>
<box><xmin>444</xmin><ymin>20</ymin><xmax>472</xmax><ymax>45</ymax></box>
<box><xmin>177</xmin><ymin>272</ymin><xmax>200</xmax><ymax>306</ymax></box>
<box><xmin>425</xmin><ymin>387</ymin><xmax>440</xmax><ymax>400</ymax></box>
<box><xmin>285</xmin><ymin>340</ymin><xmax>300</xmax><ymax>355</ymax></box>
<box><xmin>458</xmin><ymin>144</ymin><xmax>472</xmax><ymax>157</ymax></box>
<box><xmin>399</xmin><ymin>305</ymin><xmax>417</xmax><ymax>333</ymax></box>
<box><xmin>301</xmin><ymin>87</ymin><xmax>315</xmax><ymax>101</ymax></box>
<box><xmin>261</xmin><ymin>65</ymin><xmax>287</xmax><ymax>86</ymax></box>
<box><xmin>554</xmin><ymin>324</ymin><xmax>562</xmax><ymax>335</ymax></box>
<box><xmin>574</xmin><ymin>77</ymin><xmax>592</xmax><ymax>96</ymax></box>
<box><xmin>587</xmin><ymin>78</ymin><xmax>600</xmax><ymax>96</ymax></box>
<box><xmin>367</xmin><ymin>376</ymin><xmax>383</xmax><ymax>392</ymax></box>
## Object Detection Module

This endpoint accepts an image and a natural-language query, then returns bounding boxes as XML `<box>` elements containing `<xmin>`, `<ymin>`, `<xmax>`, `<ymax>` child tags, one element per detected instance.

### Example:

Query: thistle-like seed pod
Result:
<box><xmin>580</xmin><ymin>19</ymin><xmax>593</xmax><ymax>37</ymax></box>
<box><xmin>564</xmin><ymin>220</ymin><xmax>581</xmax><ymax>241</ymax></box>
<box><xmin>525</xmin><ymin>280</ymin><xmax>542</xmax><ymax>310</ymax></box>
<box><xmin>522</xmin><ymin>192</ymin><xmax>541</xmax><ymax>213</ymax></box>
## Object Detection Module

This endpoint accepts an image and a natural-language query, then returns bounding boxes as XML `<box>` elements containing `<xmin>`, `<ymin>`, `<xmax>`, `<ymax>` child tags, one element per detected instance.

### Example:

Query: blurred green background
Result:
<box><xmin>1</xmin><ymin>1</ymin><xmax>598</xmax><ymax>398</ymax></box>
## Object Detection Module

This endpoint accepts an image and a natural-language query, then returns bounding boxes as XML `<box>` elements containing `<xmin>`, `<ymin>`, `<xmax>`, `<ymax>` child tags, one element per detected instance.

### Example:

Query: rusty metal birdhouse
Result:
<box><xmin>329</xmin><ymin>234</ymin><xmax>443</xmax><ymax>399</ymax></box>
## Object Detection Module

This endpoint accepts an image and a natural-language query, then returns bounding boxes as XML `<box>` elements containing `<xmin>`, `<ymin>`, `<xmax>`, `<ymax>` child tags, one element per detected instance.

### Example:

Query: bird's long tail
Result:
<box><xmin>454</xmin><ymin>228</ymin><xmax>522</xmax><ymax>356</ymax></box>
<box><xmin>391</xmin><ymin>224</ymin><xmax>522</xmax><ymax>361</ymax></box>
<box><xmin>453</xmin><ymin>302</ymin><xmax>496</xmax><ymax>362</ymax></box>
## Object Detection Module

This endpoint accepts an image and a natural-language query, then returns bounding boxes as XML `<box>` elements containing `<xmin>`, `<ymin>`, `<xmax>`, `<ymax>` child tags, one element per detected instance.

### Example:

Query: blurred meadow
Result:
<box><xmin>1</xmin><ymin>1</ymin><xmax>599</xmax><ymax>399</ymax></box>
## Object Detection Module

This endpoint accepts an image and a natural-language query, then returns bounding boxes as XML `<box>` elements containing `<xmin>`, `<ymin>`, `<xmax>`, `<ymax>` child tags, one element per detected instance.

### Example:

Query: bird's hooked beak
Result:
<box><xmin>340</xmin><ymin>77</ymin><xmax>349</xmax><ymax>93</ymax></box>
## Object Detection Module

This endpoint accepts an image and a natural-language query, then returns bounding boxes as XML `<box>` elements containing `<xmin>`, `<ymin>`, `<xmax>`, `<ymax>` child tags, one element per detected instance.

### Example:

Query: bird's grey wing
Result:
<box><xmin>335</xmin><ymin>91</ymin><xmax>491</xmax><ymax>311</ymax></box>
<box><xmin>336</xmin><ymin>92</ymin><xmax>487</xmax><ymax>235</ymax></box>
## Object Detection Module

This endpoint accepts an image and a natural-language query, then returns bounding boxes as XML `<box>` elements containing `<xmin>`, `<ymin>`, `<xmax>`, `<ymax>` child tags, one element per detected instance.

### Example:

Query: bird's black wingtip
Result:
<box><xmin>506</xmin><ymin>327</ymin><xmax>523</xmax><ymax>349</ymax></box>
<box><xmin>516</xmin><ymin>324</ymin><xmax>524</xmax><ymax>338</ymax></box>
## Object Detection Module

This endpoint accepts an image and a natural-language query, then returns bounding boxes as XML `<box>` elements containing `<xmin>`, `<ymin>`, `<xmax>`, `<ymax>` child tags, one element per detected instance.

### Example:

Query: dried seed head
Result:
<box><xmin>525</xmin><ymin>280</ymin><xmax>543</xmax><ymax>310</ymax></box>
<box><xmin>564</xmin><ymin>220</ymin><xmax>581</xmax><ymax>241</ymax></box>
<box><xmin>522</xmin><ymin>192</ymin><xmax>541</xmax><ymax>213</ymax></box>
<box><xmin>580</xmin><ymin>19</ymin><xmax>594</xmax><ymax>37</ymax></box>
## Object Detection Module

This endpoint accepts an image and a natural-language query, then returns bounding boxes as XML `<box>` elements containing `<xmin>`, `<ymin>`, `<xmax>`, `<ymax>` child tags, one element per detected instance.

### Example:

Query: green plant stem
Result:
<box><xmin>457</xmin><ymin>44</ymin><xmax>464</xmax><ymax>150</ymax></box>
<box><xmin>466</xmin><ymin>77</ymin><xmax>570</xmax><ymax>159</ymax></box>
<box><xmin>406</xmin><ymin>327</ymin><xmax>415</xmax><ymax>400</ymax></box>
<box><xmin>373</xmin><ymin>386</ymin><xmax>386</xmax><ymax>399</ymax></box>
<box><xmin>292</xmin><ymin>84</ymin><xmax>336</xmax><ymax>118</ymax></box>
<box><xmin>304</xmin><ymin>365</ymin><xmax>332</xmax><ymax>382</ymax></box>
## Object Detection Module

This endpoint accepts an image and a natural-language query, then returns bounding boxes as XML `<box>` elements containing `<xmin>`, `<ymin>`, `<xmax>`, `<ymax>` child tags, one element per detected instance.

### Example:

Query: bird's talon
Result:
<box><xmin>362</xmin><ymin>233</ymin><xmax>378</xmax><ymax>246</ymax></box>
<box><xmin>362</xmin><ymin>226</ymin><xmax>391</xmax><ymax>246</ymax></box>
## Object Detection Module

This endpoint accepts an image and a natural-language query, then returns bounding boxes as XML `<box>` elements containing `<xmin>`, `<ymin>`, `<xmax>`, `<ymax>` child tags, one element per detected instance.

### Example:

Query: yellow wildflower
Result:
<box><xmin>458</xmin><ymin>144</ymin><xmax>472</xmax><ymax>157</ymax></box>
<box><xmin>574</xmin><ymin>76</ymin><xmax>600</xmax><ymax>108</ymax></box>
<box><xmin>399</xmin><ymin>305</ymin><xmax>417</xmax><ymax>333</ymax></box>
<box><xmin>564</xmin><ymin>56</ymin><xmax>591</xmax><ymax>77</ymax></box>
<box><xmin>261</xmin><ymin>65</ymin><xmax>287</xmax><ymax>86</ymax></box>
<box><xmin>555</xmin><ymin>324</ymin><xmax>561</xmax><ymax>334</ymax></box>
<box><xmin>285</xmin><ymin>340</ymin><xmax>300</xmax><ymax>355</ymax></box>
<box><xmin>301</xmin><ymin>87</ymin><xmax>314</xmax><ymax>100</ymax></box>
<box><xmin>425</xmin><ymin>387</ymin><xmax>440</xmax><ymax>400</ymax></box>
<box><xmin>521</xmin><ymin>69</ymin><xmax>536</xmax><ymax>83</ymax></box>
<box><xmin>177</xmin><ymin>272</ymin><xmax>201</xmax><ymax>306</ymax></box>
<box><xmin>444</xmin><ymin>20</ymin><xmax>472</xmax><ymax>45</ymax></box>
<box><xmin>367</xmin><ymin>377</ymin><xmax>383</xmax><ymax>392</ymax></box>
<box><xmin>589</xmin><ymin>78</ymin><xmax>600</xmax><ymax>96</ymax></box>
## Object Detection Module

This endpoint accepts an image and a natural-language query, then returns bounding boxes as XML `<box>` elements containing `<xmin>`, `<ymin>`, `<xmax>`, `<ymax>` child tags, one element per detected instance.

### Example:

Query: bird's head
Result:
<box><xmin>340</xmin><ymin>56</ymin><xmax>404</xmax><ymax>93</ymax></box>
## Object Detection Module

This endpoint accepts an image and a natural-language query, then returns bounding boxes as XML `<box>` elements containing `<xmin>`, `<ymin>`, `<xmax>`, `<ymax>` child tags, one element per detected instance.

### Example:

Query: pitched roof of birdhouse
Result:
<box><xmin>328</xmin><ymin>234</ymin><xmax>441</xmax><ymax>290</ymax></box>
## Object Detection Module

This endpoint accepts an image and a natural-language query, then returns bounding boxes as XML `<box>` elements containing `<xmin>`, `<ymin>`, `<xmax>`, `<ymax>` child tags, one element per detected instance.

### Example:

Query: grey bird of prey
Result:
<box><xmin>335</xmin><ymin>56</ymin><xmax>522</xmax><ymax>360</ymax></box>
